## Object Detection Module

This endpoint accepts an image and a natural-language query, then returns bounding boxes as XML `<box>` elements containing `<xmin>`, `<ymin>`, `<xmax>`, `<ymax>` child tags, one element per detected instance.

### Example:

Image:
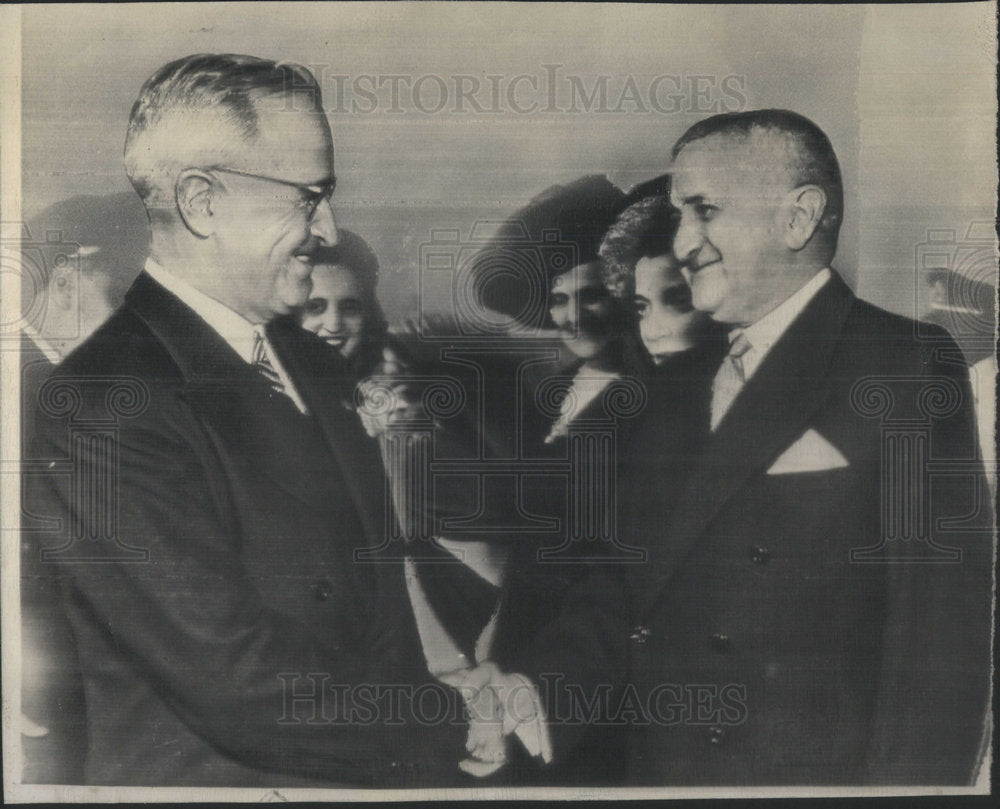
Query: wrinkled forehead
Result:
<box><xmin>550</xmin><ymin>260</ymin><xmax>604</xmax><ymax>295</ymax></box>
<box><xmin>671</xmin><ymin>133</ymin><xmax>797</xmax><ymax>202</ymax></box>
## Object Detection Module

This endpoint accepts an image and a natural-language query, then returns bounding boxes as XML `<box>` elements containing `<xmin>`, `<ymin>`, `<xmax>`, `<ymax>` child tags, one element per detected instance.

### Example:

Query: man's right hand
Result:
<box><xmin>440</xmin><ymin>662</ymin><xmax>552</xmax><ymax>777</ymax></box>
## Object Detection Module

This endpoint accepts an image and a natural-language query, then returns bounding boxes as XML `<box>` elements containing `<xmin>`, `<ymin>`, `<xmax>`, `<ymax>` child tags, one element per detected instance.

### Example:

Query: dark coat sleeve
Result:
<box><xmin>28</xmin><ymin>384</ymin><xmax>465</xmax><ymax>786</ymax></box>
<box><xmin>866</xmin><ymin>339</ymin><xmax>993</xmax><ymax>784</ymax></box>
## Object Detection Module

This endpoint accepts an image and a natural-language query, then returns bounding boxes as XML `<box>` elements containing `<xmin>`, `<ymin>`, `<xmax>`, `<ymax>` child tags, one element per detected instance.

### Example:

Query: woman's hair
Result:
<box><xmin>470</xmin><ymin>175</ymin><xmax>626</xmax><ymax>330</ymax></box>
<box><xmin>600</xmin><ymin>192</ymin><xmax>717</xmax><ymax>372</ymax></box>
<box><xmin>599</xmin><ymin>195</ymin><xmax>680</xmax><ymax>301</ymax></box>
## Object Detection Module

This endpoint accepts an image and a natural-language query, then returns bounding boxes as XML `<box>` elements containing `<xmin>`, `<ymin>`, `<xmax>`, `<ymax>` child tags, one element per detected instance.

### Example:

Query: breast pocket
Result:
<box><xmin>753</xmin><ymin>465</ymin><xmax>868</xmax><ymax>569</ymax></box>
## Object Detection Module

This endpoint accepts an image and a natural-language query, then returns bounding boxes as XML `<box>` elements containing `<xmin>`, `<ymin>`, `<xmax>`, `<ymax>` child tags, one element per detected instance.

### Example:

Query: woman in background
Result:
<box><xmin>300</xmin><ymin>229</ymin><xmax>387</xmax><ymax>382</ymax></box>
<box><xmin>599</xmin><ymin>191</ymin><xmax>725</xmax><ymax>369</ymax></box>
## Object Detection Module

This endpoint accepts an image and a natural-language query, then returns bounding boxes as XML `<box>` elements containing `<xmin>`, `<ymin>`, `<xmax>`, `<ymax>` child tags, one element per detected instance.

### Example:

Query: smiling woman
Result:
<box><xmin>300</xmin><ymin>228</ymin><xmax>387</xmax><ymax>380</ymax></box>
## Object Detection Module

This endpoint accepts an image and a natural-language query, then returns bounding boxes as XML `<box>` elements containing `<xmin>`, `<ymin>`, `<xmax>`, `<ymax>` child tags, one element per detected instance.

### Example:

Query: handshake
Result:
<box><xmin>439</xmin><ymin>663</ymin><xmax>553</xmax><ymax>777</ymax></box>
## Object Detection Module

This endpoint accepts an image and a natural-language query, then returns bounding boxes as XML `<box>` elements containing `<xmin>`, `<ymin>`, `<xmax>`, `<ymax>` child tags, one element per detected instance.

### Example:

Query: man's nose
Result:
<box><xmin>672</xmin><ymin>215</ymin><xmax>701</xmax><ymax>265</ymax></box>
<box><xmin>326</xmin><ymin>307</ymin><xmax>342</xmax><ymax>333</ymax></box>
<box><xmin>311</xmin><ymin>199</ymin><xmax>339</xmax><ymax>246</ymax></box>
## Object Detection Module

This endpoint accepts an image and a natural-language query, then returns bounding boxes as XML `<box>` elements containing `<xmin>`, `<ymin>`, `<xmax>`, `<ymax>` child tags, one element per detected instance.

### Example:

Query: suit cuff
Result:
<box><xmin>509</xmin><ymin>673</ymin><xmax>553</xmax><ymax>764</ymax></box>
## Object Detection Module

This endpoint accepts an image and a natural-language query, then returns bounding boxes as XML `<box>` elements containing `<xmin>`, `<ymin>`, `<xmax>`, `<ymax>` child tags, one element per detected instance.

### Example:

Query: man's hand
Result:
<box><xmin>20</xmin><ymin>712</ymin><xmax>49</xmax><ymax>739</ymax></box>
<box><xmin>439</xmin><ymin>665</ymin><xmax>508</xmax><ymax>776</ymax></box>
<box><xmin>440</xmin><ymin>662</ymin><xmax>552</xmax><ymax>777</ymax></box>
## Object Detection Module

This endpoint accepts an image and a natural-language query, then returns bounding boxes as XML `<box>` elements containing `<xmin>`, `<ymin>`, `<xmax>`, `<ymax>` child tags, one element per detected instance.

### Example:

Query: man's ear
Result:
<box><xmin>782</xmin><ymin>185</ymin><xmax>826</xmax><ymax>251</ymax></box>
<box><xmin>175</xmin><ymin>170</ymin><xmax>217</xmax><ymax>238</ymax></box>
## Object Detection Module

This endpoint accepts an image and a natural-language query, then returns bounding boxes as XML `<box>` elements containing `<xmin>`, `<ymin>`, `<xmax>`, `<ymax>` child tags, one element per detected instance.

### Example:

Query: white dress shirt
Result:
<box><xmin>144</xmin><ymin>259</ymin><xmax>308</xmax><ymax>413</ymax></box>
<box><xmin>736</xmin><ymin>267</ymin><xmax>832</xmax><ymax>383</ymax></box>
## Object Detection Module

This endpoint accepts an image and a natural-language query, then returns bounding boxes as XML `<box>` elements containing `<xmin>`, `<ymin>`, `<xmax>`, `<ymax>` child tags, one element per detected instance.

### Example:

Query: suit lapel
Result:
<box><xmin>635</xmin><ymin>273</ymin><xmax>857</xmax><ymax>618</ymax></box>
<box><xmin>267</xmin><ymin>317</ymin><xmax>389</xmax><ymax>550</ymax></box>
<box><xmin>125</xmin><ymin>273</ymin><xmax>346</xmax><ymax>515</ymax></box>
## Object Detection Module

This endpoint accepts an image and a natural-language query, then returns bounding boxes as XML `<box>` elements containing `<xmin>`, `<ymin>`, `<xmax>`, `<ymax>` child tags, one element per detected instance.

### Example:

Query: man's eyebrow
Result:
<box><xmin>680</xmin><ymin>194</ymin><xmax>706</xmax><ymax>206</ymax></box>
<box><xmin>634</xmin><ymin>294</ymin><xmax>650</xmax><ymax>302</ymax></box>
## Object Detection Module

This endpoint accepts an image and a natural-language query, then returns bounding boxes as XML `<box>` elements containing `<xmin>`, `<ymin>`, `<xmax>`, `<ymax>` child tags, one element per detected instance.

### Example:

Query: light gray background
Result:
<box><xmin>20</xmin><ymin>2</ymin><xmax>998</xmax><ymax>321</ymax></box>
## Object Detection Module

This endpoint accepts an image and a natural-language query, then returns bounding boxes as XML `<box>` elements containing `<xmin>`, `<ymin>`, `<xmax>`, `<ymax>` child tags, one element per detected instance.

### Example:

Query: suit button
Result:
<box><xmin>629</xmin><ymin>625</ymin><xmax>652</xmax><ymax>644</ymax></box>
<box><xmin>709</xmin><ymin>726</ymin><xmax>726</xmax><ymax>745</ymax></box>
<box><xmin>750</xmin><ymin>546</ymin><xmax>771</xmax><ymax>564</ymax></box>
<box><xmin>710</xmin><ymin>633</ymin><xmax>731</xmax><ymax>652</ymax></box>
<box><xmin>312</xmin><ymin>579</ymin><xmax>333</xmax><ymax>601</ymax></box>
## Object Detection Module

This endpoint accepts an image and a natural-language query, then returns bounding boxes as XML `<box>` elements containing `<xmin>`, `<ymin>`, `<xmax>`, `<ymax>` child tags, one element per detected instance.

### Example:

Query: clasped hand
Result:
<box><xmin>439</xmin><ymin>662</ymin><xmax>551</xmax><ymax>777</ymax></box>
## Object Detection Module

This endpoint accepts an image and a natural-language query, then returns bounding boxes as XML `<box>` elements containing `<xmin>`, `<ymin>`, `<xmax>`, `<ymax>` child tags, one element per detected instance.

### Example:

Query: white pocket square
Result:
<box><xmin>767</xmin><ymin>429</ymin><xmax>849</xmax><ymax>475</ymax></box>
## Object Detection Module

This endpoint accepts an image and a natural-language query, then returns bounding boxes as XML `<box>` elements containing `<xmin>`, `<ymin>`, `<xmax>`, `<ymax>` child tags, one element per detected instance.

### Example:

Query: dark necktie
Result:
<box><xmin>251</xmin><ymin>325</ymin><xmax>287</xmax><ymax>397</ymax></box>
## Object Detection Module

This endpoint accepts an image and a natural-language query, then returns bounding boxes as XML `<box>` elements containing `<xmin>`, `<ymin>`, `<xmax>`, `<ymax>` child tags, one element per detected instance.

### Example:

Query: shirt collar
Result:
<box><xmin>143</xmin><ymin>258</ymin><xmax>257</xmax><ymax>364</ymax></box>
<box><xmin>734</xmin><ymin>267</ymin><xmax>832</xmax><ymax>381</ymax></box>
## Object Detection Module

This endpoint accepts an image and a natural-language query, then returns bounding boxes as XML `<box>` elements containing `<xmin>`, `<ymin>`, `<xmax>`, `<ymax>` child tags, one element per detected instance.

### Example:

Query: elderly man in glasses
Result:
<box><xmin>26</xmin><ymin>54</ymin><xmax>464</xmax><ymax>788</ymax></box>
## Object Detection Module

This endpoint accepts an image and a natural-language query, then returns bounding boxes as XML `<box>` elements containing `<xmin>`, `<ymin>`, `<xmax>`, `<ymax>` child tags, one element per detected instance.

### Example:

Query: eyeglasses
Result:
<box><xmin>209</xmin><ymin>166</ymin><xmax>337</xmax><ymax>219</ymax></box>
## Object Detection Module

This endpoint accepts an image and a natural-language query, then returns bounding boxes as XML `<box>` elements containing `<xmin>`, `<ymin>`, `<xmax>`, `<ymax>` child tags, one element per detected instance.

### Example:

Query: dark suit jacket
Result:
<box><xmin>27</xmin><ymin>272</ymin><xmax>464</xmax><ymax>787</ymax></box>
<box><xmin>19</xmin><ymin>333</ymin><xmax>88</xmax><ymax>784</ymax></box>
<box><xmin>483</xmin><ymin>357</ymin><xmax>647</xmax><ymax>785</ymax></box>
<box><xmin>382</xmin><ymin>341</ymin><xmax>638</xmax><ymax>785</ymax></box>
<box><xmin>622</xmin><ymin>273</ymin><xmax>992</xmax><ymax>785</ymax></box>
<box><xmin>484</xmin><ymin>343</ymin><xmax>732</xmax><ymax>785</ymax></box>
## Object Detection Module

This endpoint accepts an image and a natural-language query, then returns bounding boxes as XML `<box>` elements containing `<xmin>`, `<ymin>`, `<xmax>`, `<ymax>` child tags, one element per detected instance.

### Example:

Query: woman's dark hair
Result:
<box><xmin>599</xmin><ymin>195</ymin><xmax>681</xmax><ymax>301</ymax></box>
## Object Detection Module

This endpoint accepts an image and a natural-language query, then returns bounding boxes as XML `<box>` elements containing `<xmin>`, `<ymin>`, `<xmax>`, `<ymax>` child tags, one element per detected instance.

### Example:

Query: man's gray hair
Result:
<box><xmin>672</xmin><ymin>109</ymin><xmax>843</xmax><ymax>245</ymax></box>
<box><xmin>124</xmin><ymin>53</ymin><xmax>323</xmax><ymax>206</ymax></box>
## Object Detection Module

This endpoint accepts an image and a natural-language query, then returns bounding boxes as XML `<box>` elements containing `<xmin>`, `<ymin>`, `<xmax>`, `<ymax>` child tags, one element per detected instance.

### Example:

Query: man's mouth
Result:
<box><xmin>294</xmin><ymin>237</ymin><xmax>321</xmax><ymax>267</ymax></box>
<box><xmin>682</xmin><ymin>261</ymin><xmax>723</xmax><ymax>289</ymax></box>
<box><xmin>686</xmin><ymin>259</ymin><xmax>720</xmax><ymax>276</ymax></box>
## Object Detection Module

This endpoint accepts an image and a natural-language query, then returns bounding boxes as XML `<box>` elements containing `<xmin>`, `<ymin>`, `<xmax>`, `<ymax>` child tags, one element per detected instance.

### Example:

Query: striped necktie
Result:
<box><xmin>710</xmin><ymin>330</ymin><xmax>752</xmax><ymax>431</ymax></box>
<box><xmin>251</xmin><ymin>325</ymin><xmax>286</xmax><ymax>397</ymax></box>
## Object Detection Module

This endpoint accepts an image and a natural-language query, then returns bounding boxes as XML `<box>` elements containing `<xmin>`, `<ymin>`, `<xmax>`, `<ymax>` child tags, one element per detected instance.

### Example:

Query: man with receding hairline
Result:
<box><xmin>455</xmin><ymin>110</ymin><xmax>991</xmax><ymax>787</ymax></box>
<box><xmin>28</xmin><ymin>53</ymin><xmax>463</xmax><ymax>787</ymax></box>
<box><xmin>618</xmin><ymin>109</ymin><xmax>992</xmax><ymax>784</ymax></box>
